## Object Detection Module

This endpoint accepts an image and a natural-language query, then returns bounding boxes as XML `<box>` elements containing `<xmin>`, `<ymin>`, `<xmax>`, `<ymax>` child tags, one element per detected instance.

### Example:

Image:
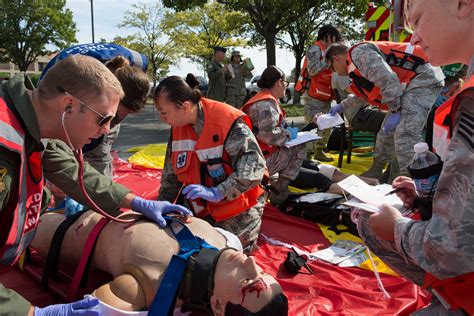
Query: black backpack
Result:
<box><xmin>278</xmin><ymin>193</ymin><xmax>359</xmax><ymax>236</ymax></box>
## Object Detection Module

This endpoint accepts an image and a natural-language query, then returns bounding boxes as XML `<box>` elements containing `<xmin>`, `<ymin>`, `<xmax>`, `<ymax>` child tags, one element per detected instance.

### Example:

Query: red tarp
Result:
<box><xmin>0</xmin><ymin>159</ymin><xmax>430</xmax><ymax>315</ymax></box>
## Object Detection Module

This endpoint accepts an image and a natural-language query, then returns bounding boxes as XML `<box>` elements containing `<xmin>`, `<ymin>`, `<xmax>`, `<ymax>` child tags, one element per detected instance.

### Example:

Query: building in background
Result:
<box><xmin>0</xmin><ymin>54</ymin><xmax>55</xmax><ymax>79</ymax></box>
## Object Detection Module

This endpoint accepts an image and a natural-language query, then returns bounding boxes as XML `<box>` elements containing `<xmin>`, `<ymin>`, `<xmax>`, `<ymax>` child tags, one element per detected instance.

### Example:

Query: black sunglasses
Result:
<box><xmin>57</xmin><ymin>85</ymin><xmax>114</xmax><ymax>127</ymax></box>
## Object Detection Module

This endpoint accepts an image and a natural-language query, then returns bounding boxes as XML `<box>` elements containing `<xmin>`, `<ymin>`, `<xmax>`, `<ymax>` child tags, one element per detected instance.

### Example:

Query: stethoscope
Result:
<box><xmin>61</xmin><ymin>110</ymin><xmax>135</xmax><ymax>223</ymax></box>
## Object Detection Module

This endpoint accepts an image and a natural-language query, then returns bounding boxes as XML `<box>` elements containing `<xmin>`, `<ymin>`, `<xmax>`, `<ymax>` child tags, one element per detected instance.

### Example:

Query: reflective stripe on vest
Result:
<box><xmin>433</xmin><ymin>76</ymin><xmax>474</xmax><ymax>161</ymax></box>
<box><xmin>241</xmin><ymin>91</ymin><xmax>284</xmax><ymax>157</ymax></box>
<box><xmin>171</xmin><ymin>98</ymin><xmax>264</xmax><ymax>222</ymax></box>
<box><xmin>295</xmin><ymin>41</ymin><xmax>333</xmax><ymax>101</ymax></box>
<box><xmin>0</xmin><ymin>97</ymin><xmax>44</xmax><ymax>266</ymax></box>
<box><xmin>347</xmin><ymin>41</ymin><xmax>428</xmax><ymax>109</ymax></box>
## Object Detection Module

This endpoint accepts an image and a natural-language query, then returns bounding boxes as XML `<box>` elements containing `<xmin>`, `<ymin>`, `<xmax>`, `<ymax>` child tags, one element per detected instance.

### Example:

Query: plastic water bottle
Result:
<box><xmin>408</xmin><ymin>142</ymin><xmax>441</xmax><ymax>198</ymax></box>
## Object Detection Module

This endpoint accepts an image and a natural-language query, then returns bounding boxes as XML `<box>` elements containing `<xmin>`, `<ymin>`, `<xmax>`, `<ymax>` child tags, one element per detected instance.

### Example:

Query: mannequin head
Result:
<box><xmin>211</xmin><ymin>249</ymin><xmax>287</xmax><ymax>316</ymax></box>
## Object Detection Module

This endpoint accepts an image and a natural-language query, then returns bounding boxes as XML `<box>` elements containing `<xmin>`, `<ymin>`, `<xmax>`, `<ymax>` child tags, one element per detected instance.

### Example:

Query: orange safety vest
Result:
<box><xmin>433</xmin><ymin>76</ymin><xmax>474</xmax><ymax>161</ymax></box>
<box><xmin>0</xmin><ymin>96</ymin><xmax>43</xmax><ymax>267</ymax></box>
<box><xmin>423</xmin><ymin>271</ymin><xmax>474</xmax><ymax>314</ymax></box>
<box><xmin>347</xmin><ymin>41</ymin><xmax>429</xmax><ymax>110</ymax></box>
<box><xmin>241</xmin><ymin>91</ymin><xmax>285</xmax><ymax>157</ymax></box>
<box><xmin>295</xmin><ymin>41</ymin><xmax>333</xmax><ymax>101</ymax></box>
<box><xmin>171</xmin><ymin>98</ymin><xmax>265</xmax><ymax>222</ymax></box>
<box><xmin>422</xmin><ymin>75</ymin><xmax>474</xmax><ymax>314</ymax></box>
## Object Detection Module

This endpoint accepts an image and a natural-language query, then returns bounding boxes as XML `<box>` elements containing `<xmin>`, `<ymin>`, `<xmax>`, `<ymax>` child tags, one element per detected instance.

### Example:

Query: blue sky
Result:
<box><xmin>65</xmin><ymin>0</ymin><xmax>296</xmax><ymax>79</ymax></box>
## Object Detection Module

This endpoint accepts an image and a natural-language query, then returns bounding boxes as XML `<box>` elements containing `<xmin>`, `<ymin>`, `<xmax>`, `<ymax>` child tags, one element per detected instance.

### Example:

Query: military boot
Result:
<box><xmin>360</xmin><ymin>159</ymin><xmax>386</xmax><ymax>179</ymax></box>
<box><xmin>269</xmin><ymin>177</ymin><xmax>292</xmax><ymax>206</ymax></box>
<box><xmin>313</xmin><ymin>150</ymin><xmax>334</xmax><ymax>162</ymax></box>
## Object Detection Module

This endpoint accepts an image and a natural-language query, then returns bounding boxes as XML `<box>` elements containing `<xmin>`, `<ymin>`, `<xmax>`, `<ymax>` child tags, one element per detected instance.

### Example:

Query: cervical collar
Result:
<box><xmin>179</xmin><ymin>247</ymin><xmax>235</xmax><ymax>312</ymax></box>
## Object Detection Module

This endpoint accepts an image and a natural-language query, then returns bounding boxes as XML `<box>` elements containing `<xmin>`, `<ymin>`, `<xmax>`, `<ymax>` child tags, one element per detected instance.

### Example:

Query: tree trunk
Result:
<box><xmin>265</xmin><ymin>35</ymin><xmax>276</xmax><ymax>67</ymax></box>
<box><xmin>293</xmin><ymin>54</ymin><xmax>303</xmax><ymax>104</ymax></box>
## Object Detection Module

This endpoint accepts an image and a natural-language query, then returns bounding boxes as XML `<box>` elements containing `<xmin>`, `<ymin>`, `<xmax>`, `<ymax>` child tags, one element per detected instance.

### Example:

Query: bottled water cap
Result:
<box><xmin>414</xmin><ymin>142</ymin><xmax>429</xmax><ymax>154</ymax></box>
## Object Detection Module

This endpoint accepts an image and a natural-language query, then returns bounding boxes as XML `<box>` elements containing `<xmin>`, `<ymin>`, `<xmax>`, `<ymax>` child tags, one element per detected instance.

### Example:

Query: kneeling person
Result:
<box><xmin>155</xmin><ymin>76</ymin><xmax>267</xmax><ymax>253</ymax></box>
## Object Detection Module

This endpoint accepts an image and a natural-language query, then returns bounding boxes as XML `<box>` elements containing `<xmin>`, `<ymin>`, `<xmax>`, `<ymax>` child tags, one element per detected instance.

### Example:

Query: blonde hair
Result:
<box><xmin>38</xmin><ymin>54</ymin><xmax>124</xmax><ymax>103</ymax></box>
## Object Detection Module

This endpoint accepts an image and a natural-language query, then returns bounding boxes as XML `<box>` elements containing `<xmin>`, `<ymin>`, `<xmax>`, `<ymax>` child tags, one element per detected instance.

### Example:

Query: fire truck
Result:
<box><xmin>365</xmin><ymin>1</ymin><xmax>411</xmax><ymax>42</ymax></box>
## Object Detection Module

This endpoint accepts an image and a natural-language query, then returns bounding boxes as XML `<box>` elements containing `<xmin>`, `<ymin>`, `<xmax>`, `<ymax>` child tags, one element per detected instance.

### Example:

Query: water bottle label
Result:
<box><xmin>414</xmin><ymin>174</ymin><xmax>439</xmax><ymax>197</ymax></box>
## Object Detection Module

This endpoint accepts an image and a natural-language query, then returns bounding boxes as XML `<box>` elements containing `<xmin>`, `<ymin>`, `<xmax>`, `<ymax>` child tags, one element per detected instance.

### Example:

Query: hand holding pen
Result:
<box><xmin>388</xmin><ymin>176</ymin><xmax>417</xmax><ymax>209</ymax></box>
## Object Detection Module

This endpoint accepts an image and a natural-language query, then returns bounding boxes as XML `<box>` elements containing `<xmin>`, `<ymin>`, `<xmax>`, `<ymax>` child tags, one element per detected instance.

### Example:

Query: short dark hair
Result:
<box><xmin>325</xmin><ymin>43</ymin><xmax>349</xmax><ymax>64</ymax></box>
<box><xmin>224</xmin><ymin>293</ymin><xmax>288</xmax><ymax>316</ymax></box>
<box><xmin>154</xmin><ymin>75</ymin><xmax>202</xmax><ymax>107</ymax></box>
<box><xmin>317</xmin><ymin>24</ymin><xmax>342</xmax><ymax>42</ymax></box>
<box><xmin>106</xmin><ymin>56</ymin><xmax>149</xmax><ymax>112</ymax></box>
<box><xmin>257</xmin><ymin>66</ymin><xmax>285</xmax><ymax>89</ymax></box>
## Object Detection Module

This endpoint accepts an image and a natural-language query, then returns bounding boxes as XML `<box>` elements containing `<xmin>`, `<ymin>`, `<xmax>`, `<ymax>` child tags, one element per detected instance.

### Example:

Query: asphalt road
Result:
<box><xmin>112</xmin><ymin>104</ymin><xmax>305</xmax><ymax>160</ymax></box>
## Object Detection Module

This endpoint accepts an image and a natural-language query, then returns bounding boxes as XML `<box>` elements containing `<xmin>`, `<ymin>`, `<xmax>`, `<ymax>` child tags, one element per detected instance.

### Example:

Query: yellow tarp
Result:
<box><xmin>127</xmin><ymin>144</ymin><xmax>167</xmax><ymax>169</ymax></box>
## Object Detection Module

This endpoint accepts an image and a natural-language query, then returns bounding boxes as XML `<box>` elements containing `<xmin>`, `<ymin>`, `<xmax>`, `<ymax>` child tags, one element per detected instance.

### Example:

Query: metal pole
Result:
<box><xmin>90</xmin><ymin>0</ymin><xmax>95</xmax><ymax>43</ymax></box>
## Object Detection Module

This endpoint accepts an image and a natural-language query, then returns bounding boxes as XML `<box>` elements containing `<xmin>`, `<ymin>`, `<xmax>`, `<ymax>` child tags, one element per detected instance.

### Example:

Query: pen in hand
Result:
<box><xmin>384</xmin><ymin>187</ymin><xmax>405</xmax><ymax>196</ymax></box>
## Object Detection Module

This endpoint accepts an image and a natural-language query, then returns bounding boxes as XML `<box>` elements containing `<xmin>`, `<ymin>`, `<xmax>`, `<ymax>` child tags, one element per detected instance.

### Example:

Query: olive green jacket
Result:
<box><xmin>0</xmin><ymin>74</ymin><xmax>130</xmax><ymax>314</ymax></box>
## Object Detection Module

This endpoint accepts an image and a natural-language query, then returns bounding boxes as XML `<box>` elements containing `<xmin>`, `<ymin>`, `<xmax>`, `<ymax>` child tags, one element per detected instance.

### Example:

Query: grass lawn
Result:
<box><xmin>281</xmin><ymin>103</ymin><xmax>304</xmax><ymax>117</ymax></box>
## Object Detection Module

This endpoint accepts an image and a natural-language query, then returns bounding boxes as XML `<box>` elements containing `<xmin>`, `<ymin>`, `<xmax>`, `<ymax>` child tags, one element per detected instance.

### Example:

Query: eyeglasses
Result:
<box><xmin>57</xmin><ymin>85</ymin><xmax>114</xmax><ymax>127</ymax></box>
<box><xmin>281</xmin><ymin>79</ymin><xmax>290</xmax><ymax>87</ymax></box>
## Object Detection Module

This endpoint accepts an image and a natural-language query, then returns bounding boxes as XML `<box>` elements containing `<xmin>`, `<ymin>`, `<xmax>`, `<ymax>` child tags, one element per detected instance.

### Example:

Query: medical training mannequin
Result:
<box><xmin>31</xmin><ymin>211</ymin><xmax>288</xmax><ymax>315</ymax></box>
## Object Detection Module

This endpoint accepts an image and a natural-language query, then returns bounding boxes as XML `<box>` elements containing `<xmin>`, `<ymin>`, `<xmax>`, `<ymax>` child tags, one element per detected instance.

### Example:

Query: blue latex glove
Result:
<box><xmin>64</xmin><ymin>197</ymin><xmax>85</xmax><ymax>217</ymax></box>
<box><xmin>131</xmin><ymin>197</ymin><xmax>193</xmax><ymax>227</ymax></box>
<box><xmin>383</xmin><ymin>111</ymin><xmax>401</xmax><ymax>134</ymax></box>
<box><xmin>285</xmin><ymin>127</ymin><xmax>299</xmax><ymax>140</ymax></box>
<box><xmin>34</xmin><ymin>296</ymin><xmax>99</xmax><ymax>316</ymax></box>
<box><xmin>329</xmin><ymin>103</ymin><xmax>343</xmax><ymax>116</ymax></box>
<box><xmin>182</xmin><ymin>184</ymin><xmax>224</xmax><ymax>203</ymax></box>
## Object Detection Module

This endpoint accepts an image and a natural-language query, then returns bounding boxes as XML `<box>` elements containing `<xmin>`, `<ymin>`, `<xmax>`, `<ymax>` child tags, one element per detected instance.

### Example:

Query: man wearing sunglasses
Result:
<box><xmin>0</xmin><ymin>55</ymin><xmax>191</xmax><ymax>315</ymax></box>
<box><xmin>41</xmin><ymin>44</ymin><xmax>150</xmax><ymax>217</ymax></box>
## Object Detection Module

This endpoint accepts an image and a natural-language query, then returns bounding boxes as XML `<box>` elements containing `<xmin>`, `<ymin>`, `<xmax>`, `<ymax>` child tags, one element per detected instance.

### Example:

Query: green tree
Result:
<box><xmin>117</xmin><ymin>2</ymin><xmax>180</xmax><ymax>86</ymax></box>
<box><xmin>163</xmin><ymin>2</ymin><xmax>250</xmax><ymax>74</ymax></box>
<box><xmin>0</xmin><ymin>0</ymin><xmax>76</xmax><ymax>71</ymax></box>
<box><xmin>164</xmin><ymin>0</ymin><xmax>367</xmax><ymax>68</ymax></box>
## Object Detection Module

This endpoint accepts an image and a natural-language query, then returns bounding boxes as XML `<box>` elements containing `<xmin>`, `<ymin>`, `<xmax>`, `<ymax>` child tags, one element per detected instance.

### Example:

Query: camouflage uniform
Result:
<box><xmin>341</xmin><ymin>42</ymin><xmax>444</xmax><ymax>176</ymax></box>
<box><xmin>302</xmin><ymin>43</ymin><xmax>332</xmax><ymax>158</ymax></box>
<box><xmin>83</xmin><ymin>125</ymin><xmax>120</xmax><ymax>178</ymax></box>
<box><xmin>158</xmin><ymin>103</ymin><xmax>267</xmax><ymax>253</ymax></box>
<box><xmin>225</xmin><ymin>63</ymin><xmax>252</xmax><ymax>108</ymax></box>
<box><xmin>358</xmin><ymin>59</ymin><xmax>474</xmax><ymax>315</ymax></box>
<box><xmin>332</xmin><ymin>73</ymin><xmax>389</xmax><ymax>173</ymax></box>
<box><xmin>244</xmin><ymin>98</ymin><xmax>306</xmax><ymax>181</ymax></box>
<box><xmin>206</xmin><ymin>59</ymin><xmax>226</xmax><ymax>102</ymax></box>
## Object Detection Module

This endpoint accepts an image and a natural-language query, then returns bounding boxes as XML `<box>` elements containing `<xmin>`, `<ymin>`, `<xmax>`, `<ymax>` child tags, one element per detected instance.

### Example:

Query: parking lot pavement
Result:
<box><xmin>113</xmin><ymin>104</ymin><xmax>306</xmax><ymax>160</ymax></box>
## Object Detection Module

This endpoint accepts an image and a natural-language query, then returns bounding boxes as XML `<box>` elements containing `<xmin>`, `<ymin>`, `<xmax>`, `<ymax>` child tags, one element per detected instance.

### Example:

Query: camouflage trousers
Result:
<box><xmin>226</xmin><ymin>93</ymin><xmax>247</xmax><ymax>108</ymax></box>
<box><xmin>303</xmin><ymin>95</ymin><xmax>331</xmax><ymax>153</ymax></box>
<box><xmin>205</xmin><ymin>195</ymin><xmax>265</xmax><ymax>254</ymax></box>
<box><xmin>357</xmin><ymin>212</ymin><xmax>466</xmax><ymax>315</ymax></box>
<box><xmin>84</xmin><ymin>125</ymin><xmax>120</xmax><ymax>178</ymax></box>
<box><xmin>266</xmin><ymin>143</ymin><xmax>306</xmax><ymax>180</ymax></box>
<box><xmin>375</xmin><ymin>85</ymin><xmax>442</xmax><ymax>177</ymax></box>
